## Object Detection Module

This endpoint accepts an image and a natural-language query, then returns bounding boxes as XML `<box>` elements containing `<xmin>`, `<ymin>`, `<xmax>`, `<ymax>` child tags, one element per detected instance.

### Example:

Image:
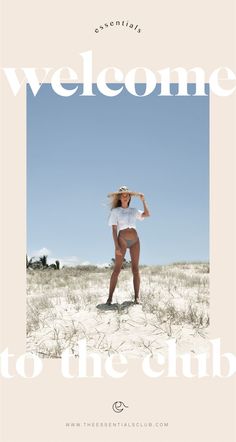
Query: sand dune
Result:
<box><xmin>27</xmin><ymin>263</ymin><xmax>209</xmax><ymax>358</ymax></box>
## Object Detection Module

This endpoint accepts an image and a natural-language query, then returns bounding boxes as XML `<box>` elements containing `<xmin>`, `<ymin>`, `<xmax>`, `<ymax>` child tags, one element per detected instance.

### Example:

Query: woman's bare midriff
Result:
<box><xmin>119</xmin><ymin>227</ymin><xmax>138</xmax><ymax>241</ymax></box>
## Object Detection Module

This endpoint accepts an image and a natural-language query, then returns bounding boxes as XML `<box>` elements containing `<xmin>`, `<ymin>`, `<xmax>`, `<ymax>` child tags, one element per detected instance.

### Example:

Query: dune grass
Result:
<box><xmin>27</xmin><ymin>262</ymin><xmax>209</xmax><ymax>358</ymax></box>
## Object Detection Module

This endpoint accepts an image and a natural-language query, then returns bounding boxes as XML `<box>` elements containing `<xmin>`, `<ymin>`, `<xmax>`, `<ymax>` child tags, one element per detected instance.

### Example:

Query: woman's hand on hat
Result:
<box><xmin>139</xmin><ymin>193</ymin><xmax>145</xmax><ymax>201</ymax></box>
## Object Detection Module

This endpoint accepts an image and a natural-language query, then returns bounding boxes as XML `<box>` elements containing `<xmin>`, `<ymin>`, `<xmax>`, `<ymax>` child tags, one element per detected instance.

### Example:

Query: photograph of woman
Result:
<box><xmin>27</xmin><ymin>81</ymin><xmax>209</xmax><ymax>360</ymax></box>
<box><xmin>107</xmin><ymin>186</ymin><xmax>150</xmax><ymax>305</ymax></box>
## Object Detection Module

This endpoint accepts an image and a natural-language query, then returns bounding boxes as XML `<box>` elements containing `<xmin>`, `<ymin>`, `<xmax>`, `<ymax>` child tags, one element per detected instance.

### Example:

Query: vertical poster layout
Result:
<box><xmin>1</xmin><ymin>1</ymin><xmax>236</xmax><ymax>441</ymax></box>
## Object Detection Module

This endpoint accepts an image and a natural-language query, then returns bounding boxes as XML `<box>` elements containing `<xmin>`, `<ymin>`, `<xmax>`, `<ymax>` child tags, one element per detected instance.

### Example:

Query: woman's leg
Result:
<box><xmin>107</xmin><ymin>239</ymin><xmax>127</xmax><ymax>303</ymax></box>
<box><xmin>129</xmin><ymin>238</ymin><xmax>141</xmax><ymax>302</ymax></box>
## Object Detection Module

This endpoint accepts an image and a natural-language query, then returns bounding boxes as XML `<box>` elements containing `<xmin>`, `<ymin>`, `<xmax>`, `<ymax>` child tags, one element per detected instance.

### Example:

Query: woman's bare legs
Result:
<box><xmin>107</xmin><ymin>239</ymin><xmax>127</xmax><ymax>303</ymax></box>
<box><xmin>129</xmin><ymin>238</ymin><xmax>141</xmax><ymax>303</ymax></box>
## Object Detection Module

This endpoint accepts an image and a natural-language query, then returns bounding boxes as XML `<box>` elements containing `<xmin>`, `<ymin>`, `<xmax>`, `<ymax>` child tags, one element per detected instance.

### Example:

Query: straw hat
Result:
<box><xmin>107</xmin><ymin>185</ymin><xmax>141</xmax><ymax>197</ymax></box>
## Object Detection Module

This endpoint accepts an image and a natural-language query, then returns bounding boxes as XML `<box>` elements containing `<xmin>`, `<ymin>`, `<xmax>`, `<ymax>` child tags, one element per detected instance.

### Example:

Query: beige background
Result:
<box><xmin>1</xmin><ymin>0</ymin><xmax>236</xmax><ymax>440</ymax></box>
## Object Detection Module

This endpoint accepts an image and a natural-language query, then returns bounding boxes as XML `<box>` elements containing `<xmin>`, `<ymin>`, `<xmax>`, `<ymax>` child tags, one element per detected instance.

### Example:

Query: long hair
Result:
<box><xmin>110</xmin><ymin>194</ymin><xmax>131</xmax><ymax>209</ymax></box>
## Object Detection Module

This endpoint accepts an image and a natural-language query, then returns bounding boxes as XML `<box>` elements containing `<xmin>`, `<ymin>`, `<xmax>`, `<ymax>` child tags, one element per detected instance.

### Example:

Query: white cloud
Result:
<box><xmin>80</xmin><ymin>261</ymin><xmax>90</xmax><ymax>266</ymax></box>
<box><xmin>28</xmin><ymin>248</ymin><xmax>106</xmax><ymax>268</ymax></box>
<box><xmin>28</xmin><ymin>248</ymin><xmax>85</xmax><ymax>267</ymax></box>
<box><xmin>31</xmin><ymin>247</ymin><xmax>51</xmax><ymax>257</ymax></box>
<box><xmin>59</xmin><ymin>256</ymin><xmax>83</xmax><ymax>267</ymax></box>
<box><xmin>96</xmin><ymin>262</ymin><xmax>110</xmax><ymax>268</ymax></box>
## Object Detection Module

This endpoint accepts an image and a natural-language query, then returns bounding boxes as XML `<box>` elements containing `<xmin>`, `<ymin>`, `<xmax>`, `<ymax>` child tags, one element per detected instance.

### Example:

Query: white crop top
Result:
<box><xmin>108</xmin><ymin>207</ymin><xmax>144</xmax><ymax>234</ymax></box>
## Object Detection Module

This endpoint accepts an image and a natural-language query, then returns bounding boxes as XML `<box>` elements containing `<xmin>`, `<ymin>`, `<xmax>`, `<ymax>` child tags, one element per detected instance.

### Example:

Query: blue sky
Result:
<box><xmin>27</xmin><ymin>84</ymin><xmax>209</xmax><ymax>266</ymax></box>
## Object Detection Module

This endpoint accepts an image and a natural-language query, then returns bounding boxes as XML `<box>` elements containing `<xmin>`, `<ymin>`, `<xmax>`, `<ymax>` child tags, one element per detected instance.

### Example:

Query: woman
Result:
<box><xmin>107</xmin><ymin>185</ymin><xmax>150</xmax><ymax>305</ymax></box>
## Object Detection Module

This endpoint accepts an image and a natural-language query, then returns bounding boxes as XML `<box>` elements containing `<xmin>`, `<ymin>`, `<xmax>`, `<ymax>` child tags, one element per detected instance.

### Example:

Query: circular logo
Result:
<box><xmin>112</xmin><ymin>401</ymin><xmax>129</xmax><ymax>413</ymax></box>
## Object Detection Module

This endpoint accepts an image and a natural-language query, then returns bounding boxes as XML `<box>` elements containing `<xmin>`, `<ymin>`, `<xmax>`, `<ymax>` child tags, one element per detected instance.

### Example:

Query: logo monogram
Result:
<box><xmin>112</xmin><ymin>401</ymin><xmax>129</xmax><ymax>413</ymax></box>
